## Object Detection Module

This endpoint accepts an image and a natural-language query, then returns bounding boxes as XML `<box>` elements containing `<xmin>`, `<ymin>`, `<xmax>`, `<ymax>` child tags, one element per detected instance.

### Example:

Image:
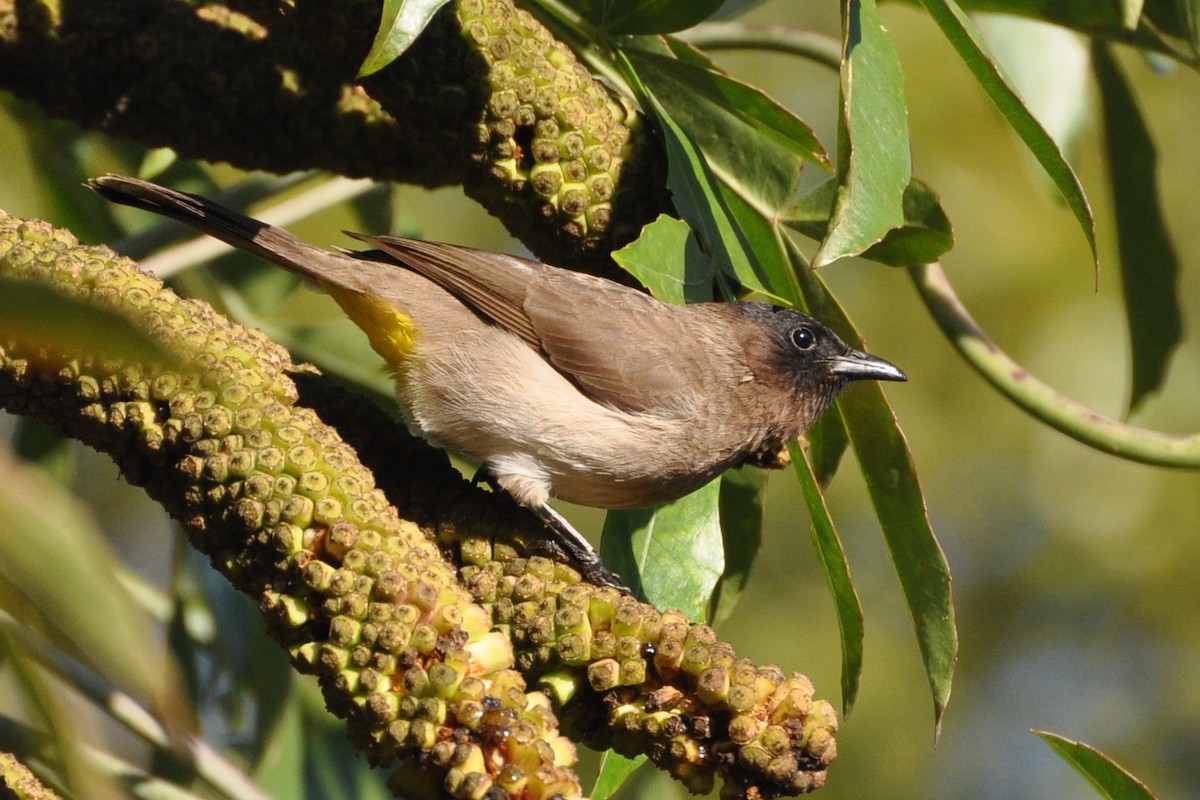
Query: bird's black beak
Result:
<box><xmin>828</xmin><ymin>349</ymin><xmax>908</xmax><ymax>382</ymax></box>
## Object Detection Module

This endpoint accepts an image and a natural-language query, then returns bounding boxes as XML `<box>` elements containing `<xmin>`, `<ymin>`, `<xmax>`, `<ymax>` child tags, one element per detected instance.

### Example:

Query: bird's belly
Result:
<box><xmin>397</xmin><ymin>329</ymin><xmax>732</xmax><ymax>510</ymax></box>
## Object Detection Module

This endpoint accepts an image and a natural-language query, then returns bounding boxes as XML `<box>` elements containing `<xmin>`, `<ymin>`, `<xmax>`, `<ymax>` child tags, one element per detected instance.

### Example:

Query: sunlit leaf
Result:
<box><xmin>359</xmin><ymin>0</ymin><xmax>451</xmax><ymax>77</ymax></box>
<box><xmin>1093</xmin><ymin>43</ymin><xmax>1182</xmax><ymax>413</ymax></box>
<box><xmin>601</xmin><ymin>481</ymin><xmax>724</xmax><ymax>621</ymax></box>
<box><xmin>917</xmin><ymin>0</ymin><xmax>1098</xmax><ymax>276</ymax></box>
<box><xmin>1035</xmin><ymin>731</ymin><xmax>1158</xmax><ymax>800</ymax></box>
<box><xmin>812</xmin><ymin>0</ymin><xmax>911</xmax><ymax>267</ymax></box>
<box><xmin>612</xmin><ymin>214</ymin><xmax>715</xmax><ymax>303</ymax></box>
<box><xmin>592</xmin><ymin>750</ymin><xmax>648</xmax><ymax>800</ymax></box>
<box><xmin>619</xmin><ymin>39</ymin><xmax>809</xmax><ymax>297</ymax></box>
<box><xmin>786</xmin><ymin>177</ymin><xmax>953</xmax><ymax>267</ymax></box>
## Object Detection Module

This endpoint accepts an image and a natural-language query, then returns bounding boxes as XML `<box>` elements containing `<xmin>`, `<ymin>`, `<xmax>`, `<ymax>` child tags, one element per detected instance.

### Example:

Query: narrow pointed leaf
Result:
<box><xmin>794</xmin><ymin>268</ymin><xmax>957</xmax><ymax>732</ymax></box>
<box><xmin>619</xmin><ymin>41</ymin><xmax>807</xmax><ymax>296</ymax></box>
<box><xmin>918</xmin><ymin>0</ymin><xmax>1098</xmax><ymax>275</ymax></box>
<box><xmin>812</xmin><ymin>0</ymin><xmax>911</xmax><ymax>267</ymax></box>
<box><xmin>789</xmin><ymin>442</ymin><xmax>864</xmax><ymax>714</ymax></box>
<box><xmin>807</xmin><ymin>402</ymin><xmax>850</xmax><ymax>489</ymax></box>
<box><xmin>0</xmin><ymin>453</ymin><xmax>186</xmax><ymax>731</ymax></box>
<box><xmin>1035</xmin><ymin>731</ymin><xmax>1158</xmax><ymax>800</ymax></box>
<box><xmin>358</xmin><ymin>0</ymin><xmax>451</xmax><ymax>77</ymax></box>
<box><xmin>1093</xmin><ymin>43</ymin><xmax>1182</xmax><ymax>413</ymax></box>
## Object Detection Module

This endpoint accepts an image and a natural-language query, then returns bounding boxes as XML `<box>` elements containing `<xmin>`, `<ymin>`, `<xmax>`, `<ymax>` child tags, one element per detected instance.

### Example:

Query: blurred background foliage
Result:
<box><xmin>1</xmin><ymin>1</ymin><xmax>1199</xmax><ymax>799</ymax></box>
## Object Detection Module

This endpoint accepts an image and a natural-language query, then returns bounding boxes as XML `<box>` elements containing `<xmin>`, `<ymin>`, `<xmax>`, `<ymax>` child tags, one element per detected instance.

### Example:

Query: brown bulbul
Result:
<box><xmin>90</xmin><ymin>175</ymin><xmax>907</xmax><ymax>587</ymax></box>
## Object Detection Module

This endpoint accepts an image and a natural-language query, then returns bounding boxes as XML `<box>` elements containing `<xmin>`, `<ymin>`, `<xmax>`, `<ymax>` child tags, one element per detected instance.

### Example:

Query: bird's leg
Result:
<box><xmin>528</xmin><ymin>503</ymin><xmax>629</xmax><ymax>592</ymax></box>
<box><xmin>472</xmin><ymin>466</ymin><xmax>629</xmax><ymax>591</ymax></box>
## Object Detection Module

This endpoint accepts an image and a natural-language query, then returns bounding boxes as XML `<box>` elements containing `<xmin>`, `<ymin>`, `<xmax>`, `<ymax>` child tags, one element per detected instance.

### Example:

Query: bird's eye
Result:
<box><xmin>791</xmin><ymin>326</ymin><xmax>816</xmax><ymax>350</ymax></box>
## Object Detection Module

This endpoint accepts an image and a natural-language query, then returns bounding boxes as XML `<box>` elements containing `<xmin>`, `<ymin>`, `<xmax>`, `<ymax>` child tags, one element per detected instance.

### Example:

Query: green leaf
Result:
<box><xmin>0</xmin><ymin>451</ymin><xmax>187</xmax><ymax>733</ymax></box>
<box><xmin>1120</xmin><ymin>0</ymin><xmax>1147</xmax><ymax>29</ymax></box>
<box><xmin>612</xmin><ymin>214</ymin><xmax>715</xmax><ymax>303</ymax></box>
<box><xmin>807</xmin><ymin>402</ymin><xmax>850</xmax><ymax>488</ymax></box>
<box><xmin>709</xmin><ymin>467</ymin><xmax>767</xmax><ymax>626</ymax></box>
<box><xmin>917</xmin><ymin>0</ymin><xmax>1099</xmax><ymax>276</ymax></box>
<box><xmin>592</xmin><ymin>751</ymin><xmax>648</xmax><ymax>800</ymax></box>
<box><xmin>660</xmin><ymin>38</ymin><xmax>832</xmax><ymax>170</ymax></box>
<box><xmin>600</xmin><ymin>481</ymin><xmax>724</xmax><ymax>621</ymax></box>
<box><xmin>1035</xmin><ymin>731</ymin><xmax>1158</xmax><ymax>800</ymax></box>
<box><xmin>599</xmin><ymin>0</ymin><xmax>724</xmax><ymax>34</ymax></box>
<box><xmin>793</xmin><ymin>261</ymin><xmax>957</xmax><ymax>732</ymax></box>
<box><xmin>812</xmin><ymin>0</ymin><xmax>912</xmax><ymax>267</ymax></box>
<box><xmin>358</xmin><ymin>0</ymin><xmax>451</xmax><ymax>77</ymax></box>
<box><xmin>0</xmin><ymin>624</ymin><xmax>124</xmax><ymax>800</ymax></box>
<box><xmin>619</xmin><ymin>39</ymin><xmax>813</xmax><ymax>297</ymax></box>
<box><xmin>1093</xmin><ymin>43</ymin><xmax>1182</xmax><ymax>413</ymax></box>
<box><xmin>977</xmin><ymin>17</ymin><xmax>1092</xmax><ymax>161</ymax></box>
<box><xmin>789</xmin><ymin>442</ymin><xmax>864</xmax><ymax>714</ymax></box>
<box><xmin>950</xmin><ymin>0</ymin><xmax>1194</xmax><ymax>61</ymax></box>
<box><xmin>786</xmin><ymin>177</ymin><xmax>953</xmax><ymax>267</ymax></box>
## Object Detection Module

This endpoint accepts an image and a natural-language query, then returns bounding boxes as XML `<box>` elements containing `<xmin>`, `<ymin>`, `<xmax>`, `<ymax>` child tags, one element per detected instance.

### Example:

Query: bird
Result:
<box><xmin>90</xmin><ymin>174</ymin><xmax>907</xmax><ymax>588</ymax></box>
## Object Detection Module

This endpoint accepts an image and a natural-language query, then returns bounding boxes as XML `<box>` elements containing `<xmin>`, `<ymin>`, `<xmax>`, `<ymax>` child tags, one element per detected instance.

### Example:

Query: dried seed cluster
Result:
<box><xmin>454</xmin><ymin>0</ymin><xmax>667</xmax><ymax>263</ymax></box>
<box><xmin>0</xmin><ymin>212</ymin><xmax>581</xmax><ymax>800</ymax></box>
<box><xmin>459</xmin><ymin>538</ymin><xmax>839</xmax><ymax>798</ymax></box>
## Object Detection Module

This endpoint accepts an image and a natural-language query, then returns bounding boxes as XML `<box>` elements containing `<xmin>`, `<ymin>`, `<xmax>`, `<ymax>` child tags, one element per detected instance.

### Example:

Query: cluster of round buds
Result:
<box><xmin>458</xmin><ymin>535</ymin><xmax>839</xmax><ymax>798</ymax></box>
<box><xmin>454</xmin><ymin>0</ymin><xmax>666</xmax><ymax>263</ymax></box>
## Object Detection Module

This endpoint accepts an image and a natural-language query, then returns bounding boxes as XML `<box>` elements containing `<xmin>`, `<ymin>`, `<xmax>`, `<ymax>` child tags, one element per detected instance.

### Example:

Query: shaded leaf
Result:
<box><xmin>0</xmin><ymin>625</ymin><xmax>124</xmax><ymax>800</ymax></box>
<box><xmin>789</xmin><ymin>442</ymin><xmax>864</xmax><ymax>714</ymax></box>
<box><xmin>592</xmin><ymin>751</ymin><xmax>648</xmax><ymax>800</ymax></box>
<box><xmin>1093</xmin><ymin>43</ymin><xmax>1182</xmax><ymax>413</ymax></box>
<box><xmin>600</xmin><ymin>0</ymin><xmax>724</xmax><ymax>34</ymax></box>
<box><xmin>612</xmin><ymin>214</ymin><xmax>715</xmax><ymax>303</ymax></box>
<box><xmin>0</xmin><ymin>452</ymin><xmax>188</xmax><ymax>734</ymax></box>
<box><xmin>359</xmin><ymin>0</ymin><xmax>451</xmax><ymax>77</ymax></box>
<box><xmin>917</xmin><ymin>0</ymin><xmax>1098</xmax><ymax>275</ymax></box>
<box><xmin>1035</xmin><ymin>731</ymin><xmax>1158</xmax><ymax>800</ymax></box>
<box><xmin>710</xmin><ymin>467</ymin><xmax>767</xmax><ymax>626</ymax></box>
<box><xmin>792</xmin><ymin>256</ymin><xmax>957</xmax><ymax>732</ymax></box>
<box><xmin>601</xmin><ymin>481</ymin><xmax>724</xmax><ymax>621</ymax></box>
<box><xmin>787</xmin><ymin>177</ymin><xmax>953</xmax><ymax>266</ymax></box>
<box><xmin>812</xmin><ymin>0</ymin><xmax>911</xmax><ymax>267</ymax></box>
<box><xmin>807</xmin><ymin>403</ymin><xmax>850</xmax><ymax>489</ymax></box>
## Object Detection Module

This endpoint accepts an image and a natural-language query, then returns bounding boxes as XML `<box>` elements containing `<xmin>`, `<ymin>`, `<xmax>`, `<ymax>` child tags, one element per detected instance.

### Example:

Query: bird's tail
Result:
<box><xmin>88</xmin><ymin>175</ymin><xmax>330</xmax><ymax>281</ymax></box>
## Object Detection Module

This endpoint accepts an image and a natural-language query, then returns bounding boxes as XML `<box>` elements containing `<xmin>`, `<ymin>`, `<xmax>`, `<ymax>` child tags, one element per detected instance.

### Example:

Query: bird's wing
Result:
<box><xmin>346</xmin><ymin>233</ymin><xmax>737</xmax><ymax>414</ymax></box>
<box><xmin>523</xmin><ymin>271</ymin><xmax>737</xmax><ymax>414</ymax></box>
<box><xmin>346</xmin><ymin>233</ymin><xmax>543</xmax><ymax>349</ymax></box>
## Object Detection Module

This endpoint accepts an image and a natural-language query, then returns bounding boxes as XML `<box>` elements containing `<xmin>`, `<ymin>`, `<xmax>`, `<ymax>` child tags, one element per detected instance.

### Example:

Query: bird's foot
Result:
<box><xmin>528</xmin><ymin>504</ymin><xmax>630</xmax><ymax>592</ymax></box>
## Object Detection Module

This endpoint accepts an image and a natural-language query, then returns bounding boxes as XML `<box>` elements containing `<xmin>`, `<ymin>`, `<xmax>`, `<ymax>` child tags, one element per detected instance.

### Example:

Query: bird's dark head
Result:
<box><xmin>735</xmin><ymin>303</ymin><xmax>907</xmax><ymax>411</ymax></box>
